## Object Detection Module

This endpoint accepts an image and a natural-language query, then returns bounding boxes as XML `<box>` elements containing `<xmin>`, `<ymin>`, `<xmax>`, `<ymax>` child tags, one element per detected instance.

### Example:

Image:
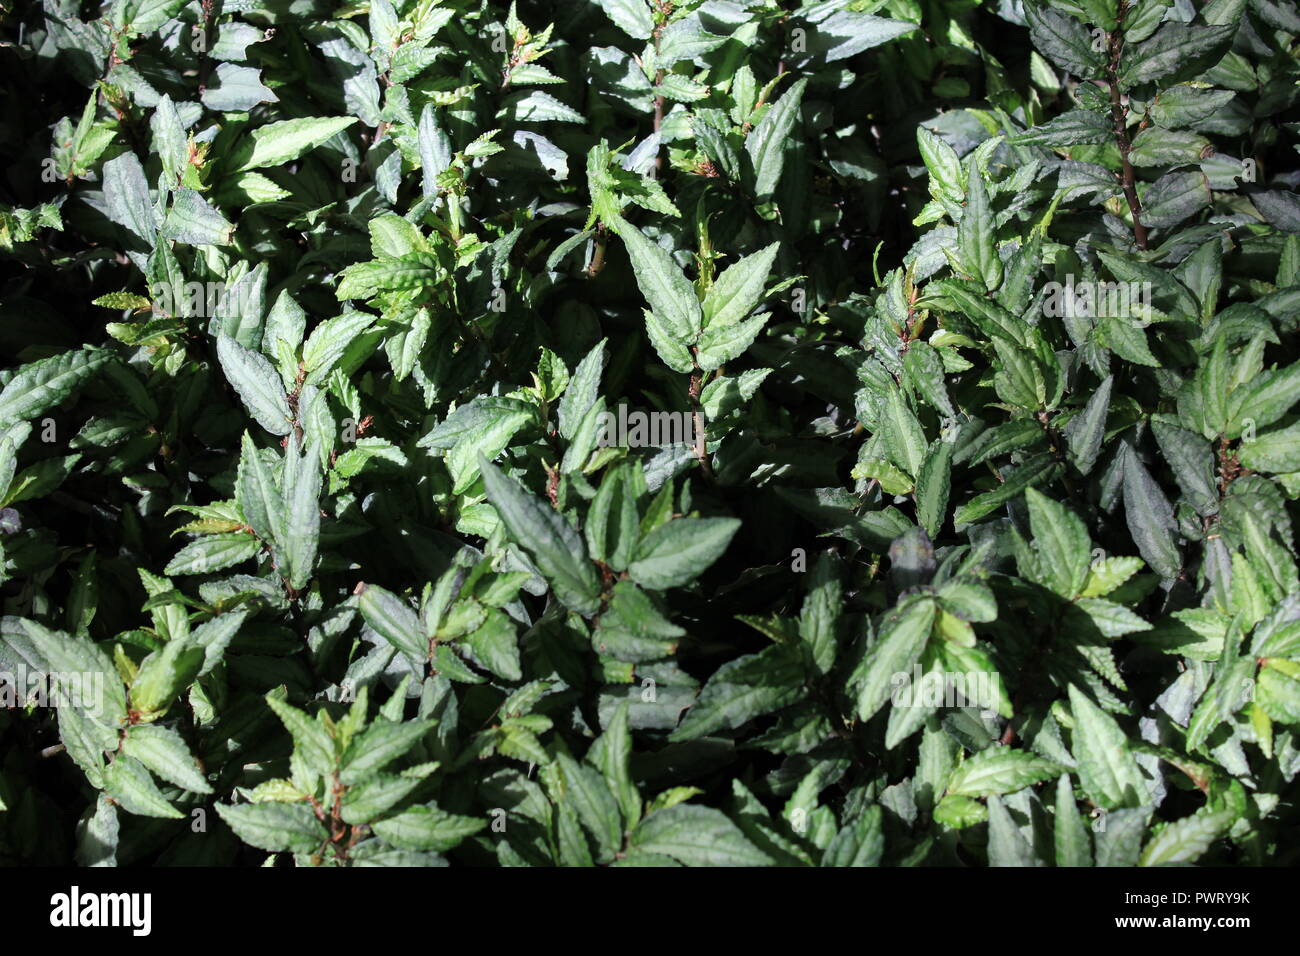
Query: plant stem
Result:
<box><xmin>586</xmin><ymin>224</ymin><xmax>608</xmax><ymax>278</ymax></box>
<box><xmin>688</xmin><ymin>349</ymin><xmax>712</xmax><ymax>479</ymax></box>
<box><xmin>653</xmin><ymin>71</ymin><xmax>665</xmax><ymax>176</ymax></box>
<box><xmin>1105</xmin><ymin>2</ymin><xmax>1148</xmax><ymax>250</ymax></box>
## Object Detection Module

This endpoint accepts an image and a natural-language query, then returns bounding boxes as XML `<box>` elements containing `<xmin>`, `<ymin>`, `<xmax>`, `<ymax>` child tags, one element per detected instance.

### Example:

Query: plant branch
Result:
<box><xmin>1105</xmin><ymin>3</ymin><xmax>1148</xmax><ymax>251</ymax></box>
<box><xmin>688</xmin><ymin>348</ymin><xmax>712</xmax><ymax>479</ymax></box>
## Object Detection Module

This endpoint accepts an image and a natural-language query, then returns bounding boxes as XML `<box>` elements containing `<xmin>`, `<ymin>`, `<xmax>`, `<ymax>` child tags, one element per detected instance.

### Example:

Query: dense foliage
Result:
<box><xmin>1</xmin><ymin>0</ymin><xmax>1298</xmax><ymax>868</ymax></box>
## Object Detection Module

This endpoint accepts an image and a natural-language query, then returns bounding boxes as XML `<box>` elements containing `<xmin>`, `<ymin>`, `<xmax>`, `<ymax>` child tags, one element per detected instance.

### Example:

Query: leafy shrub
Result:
<box><xmin>1</xmin><ymin>0</ymin><xmax>1298</xmax><ymax>868</ymax></box>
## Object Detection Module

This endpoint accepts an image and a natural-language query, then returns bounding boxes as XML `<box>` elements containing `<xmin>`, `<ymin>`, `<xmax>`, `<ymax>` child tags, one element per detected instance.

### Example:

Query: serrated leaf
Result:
<box><xmin>372</xmin><ymin>805</ymin><xmax>486</xmax><ymax>851</ymax></box>
<box><xmin>630</xmin><ymin>804</ymin><xmax>773</xmax><ymax>866</ymax></box>
<box><xmin>746</xmin><ymin>78</ymin><xmax>807</xmax><ymax>204</ymax></box>
<box><xmin>629</xmin><ymin>517</ymin><xmax>740</xmax><ymax>591</ymax></box>
<box><xmin>1025</xmin><ymin>488</ymin><xmax>1091</xmax><ymax>599</ymax></box>
<box><xmin>610</xmin><ymin>219</ymin><xmax>702</xmax><ymax>340</ymax></box>
<box><xmin>1054</xmin><ymin>774</ymin><xmax>1091</xmax><ymax>867</ymax></box>
<box><xmin>121</xmin><ymin>724</ymin><xmax>212</xmax><ymax>794</ymax></box>
<box><xmin>946</xmin><ymin>749</ymin><xmax>1062</xmax><ymax>797</ymax></box>
<box><xmin>215</xmin><ymin>802</ymin><xmax>326</xmax><ymax>853</ymax></box>
<box><xmin>479</xmin><ymin>457</ymin><xmax>601</xmax><ymax>615</ymax></box>
<box><xmin>0</xmin><ymin>350</ymin><xmax>110</xmax><ymax>430</ymax></box>
<box><xmin>217</xmin><ymin>334</ymin><xmax>293</xmax><ymax>436</ymax></box>
<box><xmin>702</xmin><ymin>242</ymin><xmax>779</xmax><ymax>330</ymax></box>
<box><xmin>104</xmin><ymin>755</ymin><xmax>183</xmax><ymax>819</ymax></box>
<box><xmin>233</xmin><ymin>117</ymin><xmax>357</xmax><ymax>172</ymax></box>
<box><xmin>1068</xmin><ymin>685</ymin><xmax>1148</xmax><ymax>810</ymax></box>
<box><xmin>359</xmin><ymin>585</ymin><xmax>427</xmax><ymax>660</ymax></box>
<box><xmin>854</xmin><ymin>597</ymin><xmax>936</xmax><ymax>722</ymax></box>
<box><xmin>1138</xmin><ymin>811</ymin><xmax>1233</xmax><ymax>866</ymax></box>
<box><xmin>671</xmin><ymin>644</ymin><xmax>804</xmax><ymax>741</ymax></box>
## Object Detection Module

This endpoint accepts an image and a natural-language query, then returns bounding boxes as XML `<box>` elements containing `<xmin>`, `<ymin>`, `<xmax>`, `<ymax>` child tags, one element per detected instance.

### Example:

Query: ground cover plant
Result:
<box><xmin>0</xmin><ymin>0</ymin><xmax>1298</xmax><ymax>868</ymax></box>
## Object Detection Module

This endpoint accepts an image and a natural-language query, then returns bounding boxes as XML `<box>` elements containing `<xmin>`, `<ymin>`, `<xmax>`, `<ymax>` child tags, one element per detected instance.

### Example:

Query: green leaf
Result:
<box><xmin>987</xmin><ymin>795</ymin><xmax>1043</xmax><ymax>866</ymax></box>
<box><xmin>1094</xmin><ymin>808</ymin><xmax>1150</xmax><ymax>867</ymax></box>
<box><xmin>0</xmin><ymin>350</ymin><xmax>109</xmax><ymax>430</ymax></box>
<box><xmin>702</xmin><ymin>242</ymin><xmax>779</xmax><ymax>330</ymax></box>
<box><xmin>1067</xmin><ymin>685</ymin><xmax>1149</xmax><ymax>810</ymax></box>
<box><xmin>75</xmin><ymin>795</ymin><xmax>119</xmax><ymax>867</ymax></box>
<box><xmin>18</xmin><ymin>620</ymin><xmax>127</xmax><ymax>727</ymax></box>
<box><xmin>129</xmin><ymin>636</ymin><xmax>204</xmax><ymax>715</ymax></box>
<box><xmin>233</xmin><ymin>117</ymin><xmax>357</xmax><ymax>172</ymax></box>
<box><xmin>671</xmin><ymin>644</ymin><xmax>804</xmax><ymax>741</ymax></box>
<box><xmin>1230</xmin><ymin>362</ymin><xmax>1300</xmax><ymax>437</ymax></box>
<box><xmin>340</xmin><ymin>774</ymin><xmax>424</xmax><ymax>825</ymax></box>
<box><xmin>917</xmin><ymin>126</ymin><xmax>964</xmax><ymax>203</ymax></box>
<box><xmin>479</xmin><ymin>457</ymin><xmax>602</xmax><ymax>615</ymax></box>
<box><xmin>281</xmin><ymin>434</ymin><xmax>321</xmax><ymax>591</ymax></box>
<box><xmin>165</xmin><ymin>533</ymin><xmax>260</xmax><ymax>575</ymax></box>
<box><xmin>554</xmin><ymin>753</ymin><xmax>623</xmax><ymax>863</ymax></box>
<box><xmin>820</xmin><ymin>805</ymin><xmax>884</xmax><ymax>866</ymax></box>
<box><xmin>303</xmin><ymin>312</ymin><xmax>377</xmax><ymax>386</ymax></box>
<box><xmin>903</xmin><ymin>341</ymin><xmax>954</xmax><ymax>417</ymax></box>
<box><xmin>589</xmin><ymin>700</ymin><xmax>641</xmax><ymax>827</ymax></box>
<box><xmin>1024</xmin><ymin>1</ymin><xmax>1106</xmax><ymax>77</ymax></box>
<box><xmin>933</xmin><ymin>793</ymin><xmax>988</xmax><ymax>828</ymax></box>
<box><xmin>695</xmin><ymin>312</ymin><xmax>769</xmax><ymax>371</ymax></box>
<box><xmin>101</xmin><ymin>153</ymin><xmax>156</xmax><ymax>246</ymax></box>
<box><xmin>609</xmin><ymin>218</ymin><xmax>702</xmax><ymax>340</ymax></box>
<box><xmin>746</xmin><ymin>78</ymin><xmax>807</xmax><ymax>203</ymax></box>
<box><xmin>121</xmin><ymin>724</ymin><xmax>212</xmax><ymax>794</ymax></box>
<box><xmin>446</xmin><ymin>405</ymin><xmax>533</xmax><ymax>494</ymax></box>
<box><xmin>914</xmin><ymin>440</ymin><xmax>952</xmax><ymax>539</ymax></box>
<box><xmin>1120</xmin><ymin>23</ymin><xmax>1235</xmax><ymax>88</ymax></box>
<box><xmin>945</xmin><ymin>749</ymin><xmax>1062</xmax><ymax>797</ymax></box>
<box><xmin>557</xmin><ymin>339</ymin><xmax>606</xmax><ymax>441</ymax></box>
<box><xmin>643</xmin><ymin>308</ymin><xmax>696</xmax><ymax>373</ymax></box>
<box><xmin>266</xmin><ymin>695</ymin><xmax>336</xmax><ymax>774</ymax></box>
<box><xmin>1138</xmin><ymin>811</ymin><xmax>1233</xmax><ymax>866</ymax></box>
<box><xmin>1025</xmin><ymin>488</ymin><xmax>1091</xmax><ymax>599</ymax></box>
<box><xmin>215</xmin><ymin>802</ymin><xmax>326</xmax><ymax>853</ymax></box>
<box><xmin>1140</xmin><ymin>169</ymin><xmax>1211</xmax><ymax>230</ymax></box>
<box><xmin>359</xmin><ymin>584</ymin><xmax>427</xmax><ymax>660</ymax></box>
<box><xmin>235</xmin><ymin>432</ymin><xmax>282</xmax><ymax>545</ymax></box>
<box><xmin>958</xmin><ymin>167</ymin><xmax>1001</xmax><ymax>291</ymax></box>
<box><xmin>1064</xmin><ymin>374</ymin><xmax>1112</xmax><ymax>475</ymax></box>
<box><xmin>1152</xmin><ymin>420</ymin><xmax>1218</xmax><ymax>517</ymax></box>
<box><xmin>879</xmin><ymin>385</ymin><xmax>927</xmax><ymax>479</ymax></box>
<box><xmin>586</xmin><ymin>463</ymin><xmax>641</xmax><ymax>571</ymax></box>
<box><xmin>595</xmin><ymin>0</ymin><xmax>655</xmax><ymax>39</ymax></box>
<box><xmin>629</xmin><ymin>517</ymin><xmax>740</xmax><ymax>590</ymax></box>
<box><xmin>372</xmin><ymin>805</ymin><xmax>487</xmax><ymax>851</ymax></box>
<box><xmin>1081</xmin><ymin>556</ymin><xmax>1144</xmax><ymax>598</ymax></box>
<box><xmin>854</xmin><ymin>596</ymin><xmax>936</xmax><ymax>722</ymax></box>
<box><xmin>630</xmin><ymin>804</ymin><xmax>773</xmax><ymax>866</ymax></box>
<box><xmin>953</xmin><ymin>453</ymin><xmax>1058</xmax><ymax>526</ymax></box>
<box><xmin>460</xmin><ymin>608</ymin><xmax>522</xmax><ymax>681</ymax></box>
<box><xmin>118</xmin><ymin>0</ymin><xmax>188</xmax><ymax>35</ymax></box>
<box><xmin>1121</xmin><ymin>449</ymin><xmax>1182</xmax><ymax>580</ymax></box>
<box><xmin>1053</xmin><ymin>774</ymin><xmax>1091</xmax><ymax>867</ymax></box>
<box><xmin>1010</xmin><ymin>110</ymin><xmax>1112</xmax><ymax>147</ymax></box>
<box><xmin>161</xmin><ymin>189</ymin><xmax>234</xmax><ymax>246</ymax></box>
<box><xmin>103</xmin><ymin>755</ymin><xmax>183</xmax><ymax>819</ymax></box>
<box><xmin>336</xmin><ymin>255</ymin><xmax>441</xmax><ymax>300</ymax></box>
<box><xmin>217</xmin><ymin>334</ymin><xmax>293</xmax><ymax>436</ymax></box>
<box><xmin>799</xmin><ymin>553</ymin><xmax>842</xmax><ymax>676</ymax></box>
<box><xmin>1240</xmin><ymin>420</ymin><xmax>1300</xmax><ymax>473</ymax></box>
